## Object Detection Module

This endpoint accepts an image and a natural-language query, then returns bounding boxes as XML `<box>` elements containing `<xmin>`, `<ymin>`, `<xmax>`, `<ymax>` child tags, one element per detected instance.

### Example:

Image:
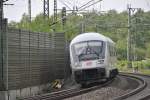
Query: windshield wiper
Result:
<box><xmin>86</xmin><ymin>46</ymin><xmax>99</xmax><ymax>57</ymax></box>
<box><xmin>87</xmin><ymin>42</ymin><xmax>100</xmax><ymax>57</ymax></box>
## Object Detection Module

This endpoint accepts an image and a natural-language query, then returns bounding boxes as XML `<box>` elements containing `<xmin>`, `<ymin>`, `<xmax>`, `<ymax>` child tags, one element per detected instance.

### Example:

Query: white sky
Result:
<box><xmin>4</xmin><ymin>0</ymin><xmax>150</xmax><ymax>22</ymax></box>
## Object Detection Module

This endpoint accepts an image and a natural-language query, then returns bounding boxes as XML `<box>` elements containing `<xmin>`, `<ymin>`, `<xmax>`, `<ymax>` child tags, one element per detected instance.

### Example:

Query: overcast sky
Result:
<box><xmin>4</xmin><ymin>0</ymin><xmax>150</xmax><ymax>22</ymax></box>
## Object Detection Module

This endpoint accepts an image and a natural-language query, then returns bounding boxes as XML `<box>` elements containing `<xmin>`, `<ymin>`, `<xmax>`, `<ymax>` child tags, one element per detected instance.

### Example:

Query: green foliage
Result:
<box><xmin>117</xmin><ymin>60</ymin><xmax>128</xmax><ymax>70</ymax></box>
<box><xmin>132</xmin><ymin>61</ymin><xmax>142</xmax><ymax>69</ymax></box>
<box><xmin>8</xmin><ymin>10</ymin><xmax>150</xmax><ymax>60</ymax></box>
<box><xmin>117</xmin><ymin>60</ymin><xmax>150</xmax><ymax>69</ymax></box>
<box><xmin>117</xmin><ymin>60</ymin><xmax>150</xmax><ymax>75</ymax></box>
<box><xmin>145</xmin><ymin>43</ymin><xmax>150</xmax><ymax>58</ymax></box>
<box><xmin>135</xmin><ymin>48</ymin><xmax>145</xmax><ymax>60</ymax></box>
<box><xmin>116</xmin><ymin>39</ymin><xmax>127</xmax><ymax>60</ymax></box>
<box><xmin>142</xmin><ymin>59</ymin><xmax>150</xmax><ymax>69</ymax></box>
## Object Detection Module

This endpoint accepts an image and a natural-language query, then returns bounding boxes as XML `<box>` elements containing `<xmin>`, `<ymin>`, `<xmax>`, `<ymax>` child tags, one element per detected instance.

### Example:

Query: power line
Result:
<box><xmin>78</xmin><ymin>0</ymin><xmax>93</xmax><ymax>10</ymax></box>
<box><xmin>58</xmin><ymin>0</ymin><xmax>72</xmax><ymax>10</ymax></box>
<box><xmin>50</xmin><ymin>0</ymin><xmax>102</xmax><ymax>31</ymax></box>
<box><xmin>78</xmin><ymin>0</ymin><xmax>102</xmax><ymax>11</ymax></box>
<box><xmin>63</xmin><ymin>0</ymin><xmax>73</xmax><ymax>7</ymax></box>
<box><xmin>64</xmin><ymin>14</ymin><xmax>97</xmax><ymax>33</ymax></box>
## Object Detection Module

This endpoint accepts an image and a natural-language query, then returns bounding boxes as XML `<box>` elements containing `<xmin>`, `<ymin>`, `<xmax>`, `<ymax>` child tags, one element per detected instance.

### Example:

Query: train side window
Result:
<box><xmin>110</xmin><ymin>46</ymin><xmax>112</xmax><ymax>56</ymax></box>
<box><xmin>109</xmin><ymin>44</ymin><xmax>115</xmax><ymax>57</ymax></box>
<box><xmin>112</xmin><ymin>46</ymin><xmax>115</xmax><ymax>56</ymax></box>
<box><xmin>114</xmin><ymin>47</ymin><xmax>116</xmax><ymax>56</ymax></box>
<box><xmin>112</xmin><ymin>46</ymin><xmax>114</xmax><ymax>56</ymax></box>
<box><xmin>108</xmin><ymin>44</ymin><xmax>112</xmax><ymax>56</ymax></box>
<box><xmin>108</xmin><ymin>44</ymin><xmax>110</xmax><ymax>56</ymax></box>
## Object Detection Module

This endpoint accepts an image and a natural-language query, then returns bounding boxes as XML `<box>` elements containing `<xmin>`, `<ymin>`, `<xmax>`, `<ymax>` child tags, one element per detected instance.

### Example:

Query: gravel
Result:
<box><xmin>63</xmin><ymin>75</ymin><xmax>137</xmax><ymax>100</ymax></box>
<box><xmin>64</xmin><ymin>87</ymin><xmax>131</xmax><ymax>100</ymax></box>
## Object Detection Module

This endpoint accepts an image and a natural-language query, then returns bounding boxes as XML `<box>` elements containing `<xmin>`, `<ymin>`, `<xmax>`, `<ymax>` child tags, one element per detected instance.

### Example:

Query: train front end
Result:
<box><xmin>70</xmin><ymin>33</ymin><xmax>107</xmax><ymax>84</ymax></box>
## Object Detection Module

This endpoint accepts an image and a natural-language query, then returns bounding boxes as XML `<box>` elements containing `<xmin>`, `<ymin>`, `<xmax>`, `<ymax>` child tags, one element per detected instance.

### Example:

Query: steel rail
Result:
<box><xmin>113</xmin><ymin>72</ymin><xmax>147</xmax><ymax>100</ymax></box>
<box><xmin>22</xmin><ymin>78</ymin><xmax>114</xmax><ymax>100</ymax></box>
<box><xmin>22</xmin><ymin>72</ymin><xmax>149</xmax><ymax>100</ymax></box>
<box><xmin>124</xmin><ymin>72</ymin><xmax>150</xmax><ymax>100</ymax></box>
<box><xmin>139</xmin><ymin>94</ymin><xmax>150</xmax><ymax>100</ymax></box>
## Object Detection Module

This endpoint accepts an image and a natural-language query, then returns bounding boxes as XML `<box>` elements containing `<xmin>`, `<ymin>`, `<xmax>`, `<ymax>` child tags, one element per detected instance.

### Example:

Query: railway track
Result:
<box><xmin>114</xmin><ymin>73</ymin><xmax>147</xmax><ymax>100</ymax></box>
<box><xmin>22</xmin><ymin>73</ymin><xmax>150</xmax><ymax>100</ymax></box>
<box><xmin>139</xmin><ymin>94</ymin><xmax>150</xmax><ymax>100</ymax></box>
<box><xmin>119</xmin><ymin>73</ymin><xmax>150</xmax><ymax>100</ymax></box>
<box><xmin>22</xmin><ymin>78</ymin><xmax>114</xmax><ymax>100</ymax></box>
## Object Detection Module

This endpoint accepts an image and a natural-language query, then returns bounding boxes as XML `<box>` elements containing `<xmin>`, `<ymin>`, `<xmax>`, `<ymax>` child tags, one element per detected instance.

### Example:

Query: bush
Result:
<box><xmin>132</xmin><ymin>61</ymin><xmax>143</xmax><ymax>68</ymax></box>
<box><xmin>117</xmin><ymin>60</ymin><xmax>128</xmax><ymax>70</ymax></box>
<box><xmin>142</xmin><ymin>59</ymin><xmax>150</xmax><ymax>69</ymax></box>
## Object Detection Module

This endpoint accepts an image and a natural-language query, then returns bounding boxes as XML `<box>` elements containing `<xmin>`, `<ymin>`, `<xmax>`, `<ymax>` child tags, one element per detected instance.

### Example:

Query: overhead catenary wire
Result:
<box><xmin>75</xmin><ymin>0</ymin><xmax>79</xmax><ymax>8</ymax></box>
<box><xmin>78</xmin><ymin>0</ymin><xmax>102</xmax><ymax>11</ymax></box>
<box><xmin>58</xmin><ymin>0</ymin><xmax>72</xmax><ymax>10</ymax></box>
<box><xmin>64</xmin><ymin>13</ymin><xmax>98</xmax><ymax>33</ymax></box>
<box><xmin>64</xmin><ymin>0</ymin><xmax>72</xmax><ymax>6</ymax></box>
<box><xmin>78</xmin><ymin>0</ymin><xmax>94</xmax><ymax>10</ymax></box>
<box><xmin>50</xmin><ymin>0</ymin><xmax>102</xmax><ymax>26</ymax></box>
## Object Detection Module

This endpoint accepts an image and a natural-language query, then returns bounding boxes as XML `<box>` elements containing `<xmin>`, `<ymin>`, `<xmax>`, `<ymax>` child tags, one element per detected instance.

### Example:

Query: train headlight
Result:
<box><xmin>97</xmin><ymin>60</ymin><xmax>104</xmax><ymax>64</ymax></box>
<box><xmin>74</xmin><ymin>62</ymin><xmax>81</xmax><ymax>67</ymax></box>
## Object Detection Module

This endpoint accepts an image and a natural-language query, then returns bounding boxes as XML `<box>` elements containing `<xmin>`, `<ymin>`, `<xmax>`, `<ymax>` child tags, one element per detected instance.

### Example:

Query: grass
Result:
<box><xmin>117</xmin><ymin>67</ymin><xmax>150</xmax><ymax>75</ymax></box>
<box><xmin>138</xmin><ymin>69</ymin><xmax>150</xmax><ymax>75</ymax></box>
<box><xmin>117</xmin><ymin>60</ymin><xmax>150</xmax><ymax>75</ymax></box>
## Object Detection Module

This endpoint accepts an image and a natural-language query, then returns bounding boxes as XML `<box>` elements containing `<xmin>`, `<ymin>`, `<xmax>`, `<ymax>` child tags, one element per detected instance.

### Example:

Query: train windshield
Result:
<box><xmin>73</xmin><ymin>41</ymin><xmax>104</xmax><ymax>61</ymax></box>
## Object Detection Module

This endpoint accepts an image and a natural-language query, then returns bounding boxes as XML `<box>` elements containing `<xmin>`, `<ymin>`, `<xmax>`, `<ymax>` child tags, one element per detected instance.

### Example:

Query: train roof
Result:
<box><xmin>70</xmin><ymin>32</ymin><xmax>114</xmax><ymax>45</ymax></box>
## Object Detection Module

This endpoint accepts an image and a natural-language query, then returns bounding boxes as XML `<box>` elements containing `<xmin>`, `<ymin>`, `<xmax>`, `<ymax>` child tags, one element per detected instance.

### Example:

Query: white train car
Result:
<box><xmin>70</xmin><ymin>32</ymin><xmax>118</xmax><ymax>85</ymax></box>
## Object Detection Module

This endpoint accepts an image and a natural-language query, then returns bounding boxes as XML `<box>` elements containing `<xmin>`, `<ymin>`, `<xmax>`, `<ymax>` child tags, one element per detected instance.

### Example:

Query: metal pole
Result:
<box><xmin>0</xmin><ymin>0</ymin><xmax>4</xmax><ymax>86</ymax></box>
<box><xmin>28</xmin><ymin>0</ymin><xmax>31</xmax><ymax>23</ymax></box>
<box><xmin>95</xmin><ymin>24</ymin><xmax>98</xmax><ymax>32</ymax></box>
<box><xmin>127</xmin><ymin>5</ymin><xmax>140</xmax><ymax>68</ymax></box>
<box><xmin>80</xmin><ymin>22</ymin><xmax>85</xmax><ymax>33</ymax></box>
<box><xmin>0</xmin><ymin>0</ymin><xmax>3</xmax><ymax>29</ymax></box>
<box><xmin>54</xmin><ymin>0</ymin><xmax>57</xmax><ymax>22</ymax></box>
<box><xmin>127</xmin><ymin>4</ymin><xmax>132</xmax><ymax>68</ymax></box>
<box><xmin>44</xmin><ymin>0</ymin><xmax>49</xmax><ymax>19</ymax></box>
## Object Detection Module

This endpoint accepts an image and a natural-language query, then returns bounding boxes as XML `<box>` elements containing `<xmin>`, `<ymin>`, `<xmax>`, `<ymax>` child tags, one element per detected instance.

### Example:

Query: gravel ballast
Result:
<box><xmin>64</xmin><ymin>87</ymin><xmax>131</xmax><ymax>100</ymax></box>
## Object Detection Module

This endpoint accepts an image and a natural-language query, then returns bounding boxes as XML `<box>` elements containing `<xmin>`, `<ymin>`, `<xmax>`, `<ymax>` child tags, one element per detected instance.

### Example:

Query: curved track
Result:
<box><xmin>117</xmin><ymin>73</ymin><xmax>150</xmax><ymax>100</ymax></box>
<box><xmin>22</xmin><ymin>73</ymin><xmax>150</xmax><ymax>100</ymax></box>
<box><xmin>22</xmin><ymin>79</ymin><xmax>114</xmax><ymax>100</ymax></box>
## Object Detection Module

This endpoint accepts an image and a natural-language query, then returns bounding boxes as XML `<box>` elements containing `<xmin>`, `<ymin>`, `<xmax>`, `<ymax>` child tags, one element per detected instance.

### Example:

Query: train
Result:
<box><xmin>69</xmin><ymin>32</ymin><xmax>118</xmax><ymax>85</ymax></box>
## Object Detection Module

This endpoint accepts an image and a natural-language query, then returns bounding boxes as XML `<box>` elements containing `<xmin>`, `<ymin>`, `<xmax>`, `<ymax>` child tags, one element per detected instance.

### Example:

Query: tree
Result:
<box><xmin>8</xmin><ymin>9</ymin><xmax>150</xmax><ymax>60</ymax></box>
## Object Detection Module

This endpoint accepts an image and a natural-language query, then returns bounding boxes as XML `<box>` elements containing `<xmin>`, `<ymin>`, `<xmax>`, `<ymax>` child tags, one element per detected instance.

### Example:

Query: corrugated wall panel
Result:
<box><xmin>0</xmin><ymin>20</ymin><xmax>2</xmax><ymax>90</ymax></box>
<box><xmin>51</xmin><ymin>33</ymin><xmax>67</xmax><ymax>79</ymax></box>
<box><xmin>0</xmin><ymin>27</ymin><xmax>70</xmax><ymax>90</ymax></box>
<box><xmin>0</xmin><ymin>19</ymin><xmax>8</xmax><ymax>90</ymax></box>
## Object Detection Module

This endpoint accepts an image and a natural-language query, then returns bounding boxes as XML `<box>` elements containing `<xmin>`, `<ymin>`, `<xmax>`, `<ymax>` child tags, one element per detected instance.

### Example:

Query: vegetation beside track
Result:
<box><xmin>9</xmin><ymin>10</ymin><xmax>150</xmax><ymax>61</ymax></box>
<box><xmin>9</xmin><ymin>10</ymin><xmax>150</xmax><ymax>74</ymax></box>
<box><xmin>117</xmin><ymin>60</ymin><xmax>150</xmax><ymax>75</ymax></box>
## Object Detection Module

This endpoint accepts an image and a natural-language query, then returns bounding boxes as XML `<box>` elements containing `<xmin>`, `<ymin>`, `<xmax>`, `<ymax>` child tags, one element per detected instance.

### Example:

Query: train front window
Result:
<box><xmin>74</xmin><ymin>41</ymin><xmax>104</xmax><ymax>61</ymax></box>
